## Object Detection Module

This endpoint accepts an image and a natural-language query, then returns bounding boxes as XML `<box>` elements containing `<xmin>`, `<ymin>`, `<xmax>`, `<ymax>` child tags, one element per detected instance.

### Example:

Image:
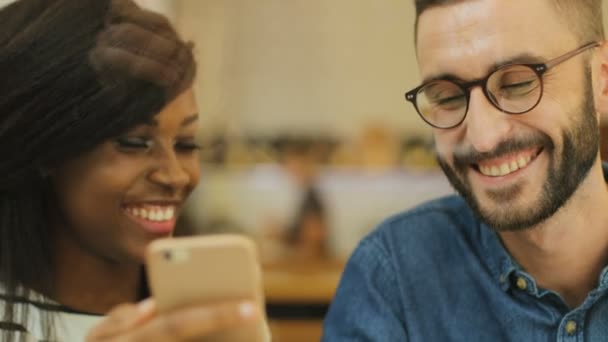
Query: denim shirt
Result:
<box><xmin>323</xmin><ymin>189</ymin><xmax>608</xmax><ymax>341</ymax></box>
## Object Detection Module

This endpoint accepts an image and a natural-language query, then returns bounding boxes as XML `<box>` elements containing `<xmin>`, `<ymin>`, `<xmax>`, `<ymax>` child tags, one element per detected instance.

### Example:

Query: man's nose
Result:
<box><xmin>463</xmin><ymin>88</ymin><xmax>513</xmax><ymax>153</ymax></box>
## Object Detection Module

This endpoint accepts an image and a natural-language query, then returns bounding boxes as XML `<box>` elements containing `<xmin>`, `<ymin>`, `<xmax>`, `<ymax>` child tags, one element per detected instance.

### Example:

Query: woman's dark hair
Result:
<box><xmin>0</xmin><ymin>0</ymin><xmax>196</xmax><ymax>339</ymax></box>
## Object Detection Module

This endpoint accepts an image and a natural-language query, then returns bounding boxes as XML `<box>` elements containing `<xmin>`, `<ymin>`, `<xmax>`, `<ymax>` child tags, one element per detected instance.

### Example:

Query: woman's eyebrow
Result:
<box><xmin>181</xmin><ymin>113</ymin><xmax>199</xmax><ymax>127</ymax></box>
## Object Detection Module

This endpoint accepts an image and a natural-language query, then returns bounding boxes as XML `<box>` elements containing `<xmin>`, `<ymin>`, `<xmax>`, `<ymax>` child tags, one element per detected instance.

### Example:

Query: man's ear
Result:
<box><xmin>594</xmin><ymin>40</ymin><xmax>608</xmax><ymax>119</ymax></box>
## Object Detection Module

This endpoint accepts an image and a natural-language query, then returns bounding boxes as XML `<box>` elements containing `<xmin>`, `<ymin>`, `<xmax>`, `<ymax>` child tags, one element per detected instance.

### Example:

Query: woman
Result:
<box><xmin>0</xmin><ymin>0</ymin><xmax>260</xmax><ymax>340</ymax></box>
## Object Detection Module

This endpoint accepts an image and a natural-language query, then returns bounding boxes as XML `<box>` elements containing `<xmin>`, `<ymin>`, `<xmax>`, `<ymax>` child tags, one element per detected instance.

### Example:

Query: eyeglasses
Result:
<box><xmin>405</xmin><ymin>41</ymin><xmax>601</xmax><ymax>129</ymax></box>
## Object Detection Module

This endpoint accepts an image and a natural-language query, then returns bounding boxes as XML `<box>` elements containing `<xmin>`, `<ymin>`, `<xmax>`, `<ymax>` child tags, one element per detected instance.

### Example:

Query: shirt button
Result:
<box><xmin>516</xmin><ymin>277</ymin><xmax>528</xmax><ymax>290</ymax></box>
<box><xmin>565</xmin><ymin>320</ymin><xmax>577</xmax><ymax>335</ymax></box>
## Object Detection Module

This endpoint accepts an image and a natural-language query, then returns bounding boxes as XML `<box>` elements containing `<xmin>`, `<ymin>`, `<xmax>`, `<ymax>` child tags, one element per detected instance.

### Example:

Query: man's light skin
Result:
<box><xmin>417</xmin><ymin>0</ymin><xmax>608</xmax><ymax>308</ymax></box>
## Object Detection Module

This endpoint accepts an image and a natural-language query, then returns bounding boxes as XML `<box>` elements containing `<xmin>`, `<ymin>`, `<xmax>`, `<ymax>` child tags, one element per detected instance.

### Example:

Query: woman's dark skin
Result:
<box><xmin>78</xmin><ymin>90</ymin><xmax>259</xmax><ymax>341</ymax></box>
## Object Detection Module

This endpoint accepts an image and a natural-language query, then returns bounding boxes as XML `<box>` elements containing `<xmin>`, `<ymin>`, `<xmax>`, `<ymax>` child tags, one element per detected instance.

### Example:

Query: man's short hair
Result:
<box><xmin>414</xmin><ymin>0</ymin><xmax>605</xmax><ymax>44</ymax></box>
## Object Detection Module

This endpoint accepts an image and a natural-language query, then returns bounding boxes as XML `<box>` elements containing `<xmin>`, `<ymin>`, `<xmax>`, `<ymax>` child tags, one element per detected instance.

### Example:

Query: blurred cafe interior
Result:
<box><xmin>87</xmin><ymin>0</ymin><xmax>608</xmax><ymax>340</ymax></box>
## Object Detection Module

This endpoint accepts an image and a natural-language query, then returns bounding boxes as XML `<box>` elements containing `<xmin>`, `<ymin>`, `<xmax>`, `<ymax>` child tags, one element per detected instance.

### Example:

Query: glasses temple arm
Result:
<box><xmin>545</xmin><ymin>41</ymin><xmax>602</xmax><ymax>69</ymax></box>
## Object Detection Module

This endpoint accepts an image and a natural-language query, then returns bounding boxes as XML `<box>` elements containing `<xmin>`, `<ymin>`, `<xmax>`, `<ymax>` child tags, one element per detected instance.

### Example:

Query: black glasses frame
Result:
<box><xmin>405</xmin><ymin>41</ymin><xmax>601</xmax><ymax>129</ymax></box>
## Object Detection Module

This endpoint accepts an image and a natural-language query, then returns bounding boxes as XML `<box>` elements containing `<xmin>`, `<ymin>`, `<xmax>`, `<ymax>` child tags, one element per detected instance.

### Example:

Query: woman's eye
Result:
<box><xmin>115</xmin><ymin>137</ymin><xmax>152</xmax><ymax>150</ymax></box>
<box><xmin>175</xmin><ymin>140</ymin><xmax>201</xmax><ymax>152</ymax></box>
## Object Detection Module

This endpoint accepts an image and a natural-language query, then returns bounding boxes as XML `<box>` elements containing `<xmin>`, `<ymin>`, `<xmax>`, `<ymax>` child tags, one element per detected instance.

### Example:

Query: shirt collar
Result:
<box><xmin>597</xmin><ymin>161</ymin><xmax>608</xmax><ymax>288</ymax></box>
<box><xmin>479</xmin><ymin>221</ymin><xmax>518</xmax><ymax>291</ymax></box>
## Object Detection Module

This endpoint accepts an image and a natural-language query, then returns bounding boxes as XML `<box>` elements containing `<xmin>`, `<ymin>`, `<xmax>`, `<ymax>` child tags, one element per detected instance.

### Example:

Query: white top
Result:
<box><xmin>0</xmin><ymin>290</ymin><xmax>103</xmax><ymax>341</ymax></box>
<box><xmin>0</xmin><ymin>291</ymin><xmax>272</xmax><ymax>341</ymax></box>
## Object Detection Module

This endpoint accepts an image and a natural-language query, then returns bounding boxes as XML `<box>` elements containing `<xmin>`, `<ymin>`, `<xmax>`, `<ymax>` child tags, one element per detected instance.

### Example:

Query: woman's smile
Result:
<box><xmin>123</xmin><ymin>202</ymin><xmax>179</xmax><ymax>234</ymax></box>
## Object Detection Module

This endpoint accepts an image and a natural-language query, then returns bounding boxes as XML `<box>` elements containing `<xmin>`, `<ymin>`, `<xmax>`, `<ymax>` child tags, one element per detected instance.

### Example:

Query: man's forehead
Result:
<box><xmin>415</xmin><ymin>0</ymin><xmax>577</xmax><ymax>80</ymax></box>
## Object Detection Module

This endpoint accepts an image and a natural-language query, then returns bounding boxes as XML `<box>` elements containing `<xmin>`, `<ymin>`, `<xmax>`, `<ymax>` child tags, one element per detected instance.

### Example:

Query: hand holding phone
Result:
<box><xmin>145</xmin><ymin>234</ymin><xmax>269</xmax><ymax>342</ymax></box>
<box><xmin>86</xmin><ymin>297</ymin><xmax>258</xmax><ymax>341</ymax></box>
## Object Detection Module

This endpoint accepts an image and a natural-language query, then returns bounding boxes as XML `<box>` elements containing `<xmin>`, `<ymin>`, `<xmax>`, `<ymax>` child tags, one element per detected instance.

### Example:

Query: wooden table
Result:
<box><xmin>262</xmin><ymin>260</ymin><xmax>345</xmax><ymax>341</ymax></box>
<box><xmin>263</xmin><ymin>260</ymin><xmax>344</xmax><ymax>302</ymax></box>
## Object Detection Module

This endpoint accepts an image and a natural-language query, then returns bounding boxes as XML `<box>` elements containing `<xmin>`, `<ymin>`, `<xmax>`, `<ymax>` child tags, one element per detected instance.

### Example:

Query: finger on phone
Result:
<box><xmin>133</xmin><ymin>300</ymin><xmax>258</xmax><ymax>341</ymax></box>
<box><xmin>86</xmin><ymin>298</ymin><xmax>157</xmax><ymax>339</ymax></box>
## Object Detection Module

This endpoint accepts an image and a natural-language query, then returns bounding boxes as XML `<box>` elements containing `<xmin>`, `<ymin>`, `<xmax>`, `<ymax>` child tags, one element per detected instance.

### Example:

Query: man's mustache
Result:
<box><xmin>451</xmin><ymin>134</ymin><xmax>554</xmax><ymax>173</ymax></box>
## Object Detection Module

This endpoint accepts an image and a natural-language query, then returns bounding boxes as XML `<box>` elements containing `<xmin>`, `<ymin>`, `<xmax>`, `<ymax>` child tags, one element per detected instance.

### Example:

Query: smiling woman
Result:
<box><xmin>0</xmin><ymin>0</ymin><xmax>257</xmax><ymax>341</ymax></box>
<box><xmin>51</xmin><ymin>89</ymin><xmax>201</xmax><ymax>267</ymax></box>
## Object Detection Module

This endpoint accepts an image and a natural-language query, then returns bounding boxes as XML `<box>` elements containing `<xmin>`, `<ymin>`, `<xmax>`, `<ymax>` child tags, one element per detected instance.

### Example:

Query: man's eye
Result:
<box><xmin>499</xmin><ymin>80</ymin><xmax>538</xmax><ymax>97</ymax></box>
<box><xmin>115</xmin><ymin>137</ymin><xmax>152</xmax><ymax>149</ymax></box>
<box><xmin>502</xmin><ymin>80</ymin><xmax>534</xmax><ymax>90</ymax></box>
<box><xmin>434</xmin><ymin>95</ymin><xmax>467</xmax><ymax>110</ymax></box>
<box><xmin>437</xmin><ymin>95</ymin><xmax>465</xmax><ymax>105</ymax></box>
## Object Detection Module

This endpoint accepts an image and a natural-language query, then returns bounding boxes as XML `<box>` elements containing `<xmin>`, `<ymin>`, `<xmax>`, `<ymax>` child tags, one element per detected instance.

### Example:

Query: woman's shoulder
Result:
<box><xmin>0</xmin><ymin>285</ymin><xmax>103</xmax><ymax>342</ymax></box>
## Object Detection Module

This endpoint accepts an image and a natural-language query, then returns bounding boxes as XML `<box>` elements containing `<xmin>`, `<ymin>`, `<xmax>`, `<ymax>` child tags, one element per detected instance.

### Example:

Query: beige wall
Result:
<box><xmin>176</xmin><ymin>0</ymin><xmax>424</xmax><ymax>139</ymax></box>
<box><xmin>0</xmin><ymin>0</ymin><xmax>14</xmax><ymax>8</ymax></box>
<box><xmin>134</xmin><ymin>0</ymin><xmax>176</xmax><ymax>20</ymax></box>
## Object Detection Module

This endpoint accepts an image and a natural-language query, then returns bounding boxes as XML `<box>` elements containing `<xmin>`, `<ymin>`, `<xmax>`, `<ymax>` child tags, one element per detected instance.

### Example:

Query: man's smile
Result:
<box><xmin>474</xmin><ymin>147</ymin><xmax>543</xmax><ymax>177</ymax></box>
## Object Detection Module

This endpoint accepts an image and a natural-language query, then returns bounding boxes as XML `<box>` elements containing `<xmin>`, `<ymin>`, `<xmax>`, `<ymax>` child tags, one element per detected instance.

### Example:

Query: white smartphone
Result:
<box><xmin>146</xmin><ymin>234</ymin><xmax>268</xmax><ymax>342</ymax></box>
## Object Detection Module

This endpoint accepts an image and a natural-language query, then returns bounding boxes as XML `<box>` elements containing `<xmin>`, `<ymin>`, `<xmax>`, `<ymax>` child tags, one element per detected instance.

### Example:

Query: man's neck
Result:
<box><xmin>498</xmin><ymin>162</ymin><xmax>608</xmax><ymax>309</ymax></box>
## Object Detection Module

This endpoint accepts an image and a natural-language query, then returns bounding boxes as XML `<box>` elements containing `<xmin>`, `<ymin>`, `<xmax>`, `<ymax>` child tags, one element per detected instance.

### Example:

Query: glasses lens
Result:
<box><xmin>487</xmin><ymin>65</ymin><xmax>542</xmax><ymax>114</ymax></box>
<box><xmin>416</xmin><ymin>80</ymin><xmax>467</xmax><ymax>128</ymax></box>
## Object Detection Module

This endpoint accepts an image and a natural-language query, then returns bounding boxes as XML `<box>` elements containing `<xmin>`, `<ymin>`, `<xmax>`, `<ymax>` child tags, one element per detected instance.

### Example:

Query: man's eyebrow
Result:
<box><xmin>491</xmin><ymin>53</ymin><xmax>546</xmax><ymax>70</ymax></box>
<box><xmin>421</xmin><ymin>53</ymin><xmax>547</xmax><ymax>85</ymax></box>
<box><xmin>422</xmin><ymin>73</ymin><xmax>462</xmax><ymax>85</ymax></box>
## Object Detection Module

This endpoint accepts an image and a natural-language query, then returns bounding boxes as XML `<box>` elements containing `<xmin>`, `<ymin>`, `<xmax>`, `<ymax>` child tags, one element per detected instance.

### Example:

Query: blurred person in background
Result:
<box><xmin>285</xmin><ymin>185</ymin><xmax>330</xmax><ymax>261</ymax></box>
<box><xmin>257</xmin><ymin>137</ymin><xmax>332</xmax><ymax>263</ymax></box>
<box><xmin>280</xmin><ymin>138</ymin><xmax>330</xmax><ymax>261</ymax></box>
<box><xmin>0</xmin><ymin>0</ymin><xmax>261</xmax><ymax>340</ymax></box>
<box><xmin>324</xmin><ymin>0</ymin><xmax>608</xmax><ymax>340</ymax></box>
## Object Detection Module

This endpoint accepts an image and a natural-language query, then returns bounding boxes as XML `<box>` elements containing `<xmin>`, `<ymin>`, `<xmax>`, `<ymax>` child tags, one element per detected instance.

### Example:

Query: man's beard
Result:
<box><xmin>437</xmin><ymin>79</ymin><xmax>599</xmax><ymax>232</ymax></box>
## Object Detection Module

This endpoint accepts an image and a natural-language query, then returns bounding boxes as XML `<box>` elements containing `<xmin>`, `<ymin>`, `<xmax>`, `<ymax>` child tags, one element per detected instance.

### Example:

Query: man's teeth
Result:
<box><xmin>479</xmin><ymin>155</ymin><xmax>533</xmax><ymax>177</ymax></box>
<box><xmin>125</xmin><ymin>206</ymin><xmax>175</xmax><ymax>222</ymax></box>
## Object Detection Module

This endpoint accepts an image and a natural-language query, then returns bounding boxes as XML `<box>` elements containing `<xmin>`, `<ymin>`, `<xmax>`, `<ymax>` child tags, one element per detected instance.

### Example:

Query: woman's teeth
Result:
<box><xmin>125</xmin><ymin>206</ymin><xmax>175</xmax><ymax>222</ymax></box>
<box><xmin>479</xmin><ymin>155</ymin><xmax>533</xmax><ymax>177</ymax></box>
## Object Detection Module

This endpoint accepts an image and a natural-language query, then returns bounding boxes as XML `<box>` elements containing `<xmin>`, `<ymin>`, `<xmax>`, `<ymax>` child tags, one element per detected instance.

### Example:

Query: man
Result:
<box><xmin>323</xmin><ymin>0</ymin><xmax>608</xmax><ymax>340</ymax></box>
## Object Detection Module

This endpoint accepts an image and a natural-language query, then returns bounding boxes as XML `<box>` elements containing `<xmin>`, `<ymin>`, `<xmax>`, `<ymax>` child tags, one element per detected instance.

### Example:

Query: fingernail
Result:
<box><xmin>137</xmin><ymin>298</ymin><xmax>156</xmax><ymax>314</ymax></box>
<box><xmin>238</xmin><ymin>301</ymin><xmax>256</xmax><ymax>318</ymax></box>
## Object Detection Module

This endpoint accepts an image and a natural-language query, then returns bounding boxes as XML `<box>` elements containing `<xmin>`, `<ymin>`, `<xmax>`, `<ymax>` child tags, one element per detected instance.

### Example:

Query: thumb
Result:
<box><xmin>86</xmin><ymin>298</ymin><xmax>158</xmax><ymax>340</ymax></box>
<box><xmin>133</xmin><ymin>297</ymin><xmax>157</xmax><ymax>326</ymax></box>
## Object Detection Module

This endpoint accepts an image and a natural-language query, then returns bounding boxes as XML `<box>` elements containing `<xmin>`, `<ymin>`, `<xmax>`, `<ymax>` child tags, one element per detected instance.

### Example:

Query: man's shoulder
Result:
<box><xmin>377</xmin><ymin>194</ymin><xmax>477</xmax><ymax>235</ymax></box>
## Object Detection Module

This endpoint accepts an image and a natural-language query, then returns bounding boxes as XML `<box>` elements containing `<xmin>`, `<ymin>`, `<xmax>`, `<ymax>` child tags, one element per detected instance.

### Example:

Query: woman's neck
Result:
<box><xmin>52</xmin><ymin>231</ymin><xmax>142</xmax><ymax>314</ymax></box>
